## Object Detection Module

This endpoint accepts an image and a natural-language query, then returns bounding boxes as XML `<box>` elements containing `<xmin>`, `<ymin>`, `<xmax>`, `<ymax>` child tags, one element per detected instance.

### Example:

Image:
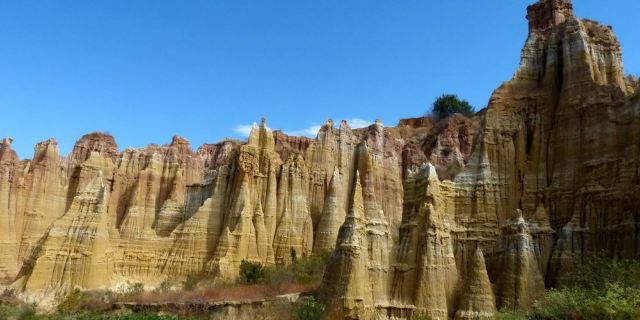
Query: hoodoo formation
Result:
<box><xmin>0</xmin><ymin>0</ymin><xmax>639</xmax><ymax>318</ymax></box>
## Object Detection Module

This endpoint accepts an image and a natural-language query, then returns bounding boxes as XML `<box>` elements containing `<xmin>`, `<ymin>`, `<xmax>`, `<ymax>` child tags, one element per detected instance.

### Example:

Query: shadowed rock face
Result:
<box><xmin>0</xmin><ymin>0</ymin><xmax>637</xmax><ymax>318</ymax></box>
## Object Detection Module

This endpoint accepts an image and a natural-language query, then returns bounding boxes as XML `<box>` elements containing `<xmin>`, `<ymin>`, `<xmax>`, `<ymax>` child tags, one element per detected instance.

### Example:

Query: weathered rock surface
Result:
<box><xmin>1</xmin><ymin>0</ymin><xmax>638</xmax><ymax>318</ymax></box>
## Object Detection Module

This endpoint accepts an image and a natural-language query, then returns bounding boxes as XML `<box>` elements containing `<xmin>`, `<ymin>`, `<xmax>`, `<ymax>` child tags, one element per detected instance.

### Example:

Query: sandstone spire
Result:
<box><xmin>17</xmin><ymin>171</ymin><xmax>113</xmax><ymax>295</ymax></box>
<box><xmin>313</xmin><ymin>168</ymin><xmax>345</xmax><ymax>252</ymax></box>
<box><xmin>320</xmin><ymin>171</ymin><xmax>372</xmax><ymax>319</ymax></box>
<box><xmin>18</xmin><ymin>139</ymin><xmax>67</xmax><ymax>262</ymax></box>
<box><xmin>0</xmin><ymin>138</ymin><xmax>19</xmax><ymax>277</ymax></box>
<box><xmin>454</xmin><ymin>247</ymin><xmax>497</xmax><ymax>320</ymax></box>
<box><xmin>495</xmin><ymin>210</ymin><xmax>546</xmax><ymax>309</ymax></box>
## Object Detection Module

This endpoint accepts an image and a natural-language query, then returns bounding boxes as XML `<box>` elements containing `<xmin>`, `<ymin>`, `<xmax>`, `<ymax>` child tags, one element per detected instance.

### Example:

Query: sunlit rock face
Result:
<box><xmin>2</xmin><ymin>105</ymin><xmax>471</xmax><ymax>298</ymax></box>
<box><xmin>320</xmin><ymin>0</ymin><xmax>640</xmax><ymax>318</ymax></box>
<box><xmin>1</xmin><ymin>0</ymin><xmax>638</xmax><ymax>318</ymax></box>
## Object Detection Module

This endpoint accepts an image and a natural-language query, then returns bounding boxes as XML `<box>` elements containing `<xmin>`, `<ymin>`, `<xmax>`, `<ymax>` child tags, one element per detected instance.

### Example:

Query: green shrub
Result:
<box><xmin>239</xmin><ymin>260</ymin><xmax>265</xmax><ymax>284</ymax></box>
<box><xmin>261</xmin><ymin>251</ymin><xmax>331</xmax><ymax>287</ymax></box>
<box><xmin>411</xmin><ymin>313</ymin><xmax>432</xmax><ymax>320</ymax></box>
<box><xmin>496</xmin><ymin>308</ymin><xmax>528</xmax><ymax>320</ymax></box>
<box><xmin>430</xmin><ymin>94</ymin><xmax>475</xmax><ymax>119</ymax></box>
<box><xmin>531</xmin><ymin>257</ymin><xmax>640</xmax><ymax>319</ymax></box>
<box><xmin>295</xmin><ymin>297</ymin><xmax>326</xmax><ymax>320</ymax></box>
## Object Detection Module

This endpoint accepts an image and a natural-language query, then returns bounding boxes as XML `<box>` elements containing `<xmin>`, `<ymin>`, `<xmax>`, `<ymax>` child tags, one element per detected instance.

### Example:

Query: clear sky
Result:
<box><xmin>1</xmin><ymin>1</ymin><xmax>638</xmax><ymax>159</ymax></box>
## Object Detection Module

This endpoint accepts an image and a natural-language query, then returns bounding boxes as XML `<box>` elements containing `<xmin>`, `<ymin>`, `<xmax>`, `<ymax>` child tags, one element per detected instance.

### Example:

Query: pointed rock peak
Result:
<box><xmin>374</xmin><ymin>118</ymin><xmax>383</xmax><ymax>127</ymax></box>
<box><xmin>527</xmin><ymin>0</ymin><xmax>574</xmax><ymax>31</ymax></box>
<box><xmin>330</xmin><ymin>167</ymin><xmax>340</xmax><ymax>182</ymax></box>
<box><xmin>83</xmin><ymin>171</ymin><xmax>106</xmax><ymax>198</ymax></box>
<box><xmin>468</xmin><ymin>246</ymin><xmax>492</xmax><ymax>281</ymax></box>
<box><xmin>339</xmin><ymin>120</ymin><xmax>351</xmax><ymax>131</ymax></box>
<box><xmin>420</xmin><ymin>162</ymin><xmax>440</xmax><ymax>182</ymax></box>
<box><xmin>326</xmin><ymin>168</ymin><xmax>341</xmax><ymax>198</ymax></box>
<box><xmin>70</xmin><ymin>132</ymin><xmax>118</xmax><ymax>162</ymax></box>
<box><xmin>0</xmin><ymin>137</ymin><xmax>18</xmax><ymax>164</ymax></box>
<box><xmin>505</xmin><ymin>209</ymin><xmax>531</xmax><ymax>236</ymax></box>
<box><xmin>473</xmin><ymin>246</ymin><xmax>486</xmax><ymax>264</ymax></box>
<box><xmin>1</xmin><ymin>137</ymin><xmax>12</xmax><ymax>147</ymax></box>
<box><xmin>247</xmin><ymin>118</ymin><xmax>275</xmax><ymax>149</ymax></box>
<box><xmin>318</xmin><ymin>118</ymin><xmax>335</xmax><ymax>135</ymax></box>
<box><xmin>533</xmin><ymin>202</ymin><xmax>552</xmax><ymax>229</ymax></box>
<box><xmin>170</xmin><ymin>135</ymin><xmax>192</xmax><ymax>153</ymax></box>
<box><xmin>248</xmin><ymin>122</ymin><xmax>260</xmax><ymax>145</ymax></box>
<box><xmin>33</xmin><ymin>138</ymin><xmax>60</xmax><ymax>163</ymax></box>
<box><xmin>349</xmin><ymin>171</ymin><xmax>365</xmax><ymax>219</ymax></box>
<box><xmin>255</xmin><ymin>200</ymin><xmax>264</xmax><ymax>217</ymax></box>
<box><xmin>455</xmin><ymin>246</ymin><xmax>497</xmax><ymax>320</ymax></box>
<box><xmin>36</xmin><ymin>138</ymin><xmax>58</xmax><ymax>149</ymax></box>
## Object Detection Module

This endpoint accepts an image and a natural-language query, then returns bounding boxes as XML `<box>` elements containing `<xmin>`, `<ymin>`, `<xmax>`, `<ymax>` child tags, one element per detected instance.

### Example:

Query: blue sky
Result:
<box><xmin>1</xmin><ymin>1</ymin><xmax>638</xmax><ymax>159</ymax></box>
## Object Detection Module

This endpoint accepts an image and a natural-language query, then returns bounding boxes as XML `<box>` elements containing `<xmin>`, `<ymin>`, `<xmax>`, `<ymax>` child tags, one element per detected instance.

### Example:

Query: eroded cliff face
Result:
<box><xmin>320</xmin><ymin>0</ymin><xmax>640</xmax><ymax>318</ymax></box>
<box><xmin>1</xmin><ymin>112</ymin><xmax>474</xmax><ymax>304</ymax></box>
<box><xmin>1</xmin><ymin>0</ymin><xmax>637</xmax><ymax>318</ymax></box>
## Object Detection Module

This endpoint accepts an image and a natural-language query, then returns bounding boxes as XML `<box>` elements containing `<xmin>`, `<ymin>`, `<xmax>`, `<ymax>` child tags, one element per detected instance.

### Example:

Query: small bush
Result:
<box><xmin>239</xmin><ymin>260</ymin><xmax>265</xmax><ymax>284</ymax></box>
<box><xmin>295</xmin><ymin>297</ymin><xmax>326</xmax><ymax>320</ymax></box>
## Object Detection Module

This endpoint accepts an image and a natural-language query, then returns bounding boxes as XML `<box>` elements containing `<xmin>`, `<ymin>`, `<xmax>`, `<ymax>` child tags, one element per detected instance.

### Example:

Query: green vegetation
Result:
<box><xmin>495</xmin><ymin>256</ymin><xmax>640</xmax><ymax>319</ymax></box>
<box><xmin>430</xmin><ymin>94</ymin><xmax>475</xmax><ymax>119</ymax></box>
<box><xmin>237</xmin><ymin>251</ymin><xmax>330</xmax><ymax>287</ymax></box>
<box><xmin>294</xmin><ymin>297</ymin><xmax>326</xmax><ymax>320</ymax></box>
<box><xmin>529</xmin><ymin>257</ymin><xmax>640</xmax><ymax>319</ymax></box>
<box><xmin>260</xmin><ymin>250</ymin><xmax>331</xmax><ymax>287</ymax></box>
<box><xmin>0</xmin><ymin>252</ymin><xmax>333</xmax><ymax>319</ymax></box>
<box><xmin>496</xmin><ymin>308</ymin><xmax>527</xmax><ymax>320</ymax></box>
<box><xmin>410</xmin><ymin>313</ymin><xmax>432</xmax><ymax>320</ymax></box>
<box><xmin>239</xmin><ymin>260</ymin><xmax>266</xmax><ymax>284</ymax></box>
